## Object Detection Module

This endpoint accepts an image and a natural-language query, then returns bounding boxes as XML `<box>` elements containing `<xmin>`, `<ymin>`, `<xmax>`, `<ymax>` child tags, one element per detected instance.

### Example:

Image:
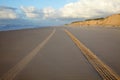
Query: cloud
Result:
<box><xmin>59</xmin><ymin>0</ymin><xmax>120</xmax><ymax>19</ymax></box>
<box><xmin>21</xmin><ymin>6</ymin><xmax>43</xmax><ymax>18</ymax></box>
<box><xmin>42</xmin><ymin>7</ymin><xmax>56</xmax><ymax>19</ymax></box>
<box><xmin>0</xmin><ymin>6</ymin><xmax>18</xmax><ymax>19</ymax></box>
<box><xmin>22</xmin><ymin>0</ymin><xmax>120</xmax><ymax>20</ymax></box>
<box><xmin>21</xmin><ymin>6</ymin><xmax>58</xmax><ymax>19</ymax></box>
<box><xmin>43</xmin><ymin>0</ymin><xmax>120</xmax><ymax>24</ymax></box>
<box><xmin>2</xmin><ymin>0</ymin><xmax>120</xmax><ymax>26</ymax></box>
<box><xmin>21</xmin><ymin>0</ymin><xmax>120</xmax><ymax>20</ymax></box>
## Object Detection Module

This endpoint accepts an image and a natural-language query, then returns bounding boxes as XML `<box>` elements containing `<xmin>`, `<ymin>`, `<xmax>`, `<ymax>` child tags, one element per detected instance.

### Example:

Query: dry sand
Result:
<box><xmin>68</xmin><ymin>14</ymin><xmax>120</xmax><ymax>27</ymax></box>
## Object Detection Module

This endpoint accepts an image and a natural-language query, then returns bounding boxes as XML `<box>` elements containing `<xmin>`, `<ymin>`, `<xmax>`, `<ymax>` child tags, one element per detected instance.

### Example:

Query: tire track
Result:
<box><xmin>64</xmin><ymin>29</ymin><xmax>120</xmax><ymax>80</ymax></box>
<box><xmin>0</xmin><ymin>29</ymin><xmax>56</xmax><ymax>80</ymax></box>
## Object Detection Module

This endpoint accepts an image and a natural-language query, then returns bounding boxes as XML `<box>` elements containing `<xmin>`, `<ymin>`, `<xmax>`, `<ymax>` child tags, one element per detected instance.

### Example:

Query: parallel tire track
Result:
<box><xmin>64</xmin><ymin>29</ymin><xmax>120</xmax><ymax>80</ymax></box>
<box><xmin>0</xmin><ymin>29</ymin><xmax>56</xmax><ymax>80</ymax></box>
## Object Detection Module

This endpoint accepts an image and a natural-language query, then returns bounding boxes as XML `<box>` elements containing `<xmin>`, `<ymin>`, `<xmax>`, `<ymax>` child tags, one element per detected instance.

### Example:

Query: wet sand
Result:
<box><xmin>0</xmin><ymin>26</ymin><xmax>120</xmax><ymax>80</ymax></box>
<box><xmin>68</xmin><ymin>27</ymin><xmax>120</xmax><ymax>75</ymax></box>
<box><xmin>0</xmin><ymin>28</ymin><xmax>53</xmax><ymax>77</ymax></box>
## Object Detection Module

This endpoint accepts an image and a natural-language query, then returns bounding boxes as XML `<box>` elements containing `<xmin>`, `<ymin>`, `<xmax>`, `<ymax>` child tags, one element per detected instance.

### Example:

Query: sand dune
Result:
<box><xmin>67</xmin><ymin>14</ymin><xmax>120</xmax><ymax>27</ymax></box>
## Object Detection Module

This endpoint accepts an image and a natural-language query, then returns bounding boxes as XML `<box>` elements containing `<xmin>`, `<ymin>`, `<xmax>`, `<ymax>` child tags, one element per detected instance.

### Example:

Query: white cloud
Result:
<box><xmin>21</xmin><ymin>0</ymin><xmax>120</xmax><ymax>20</ymax></box>
<box><xmin>1</xmin><ymin>0</ymin><xmax>120</xmax><ymax>26</ymax></box>
<box><xmin>21</xmin><ymin>6</ymin><xmax>40</xmax><ymax>18</ymax></box>
<box><xmin>21</xmin><ymin>6</ymin><xmax>59</xmax><ymax>20</ymax></box>
<box><xmin>59</xmin><ymin>0</ymin><xmax>120</xmax><ymax>19</ymax></box>
<box><xmin>0</xmin><ymin>6</ymin><xmax>17</xmax><ymax>19</ymax></box>
<box><xmin>43</xmin><ymin>7</ymin><xmax>56</xmax><ymax>19</ymax></box>
<box><xmin>39</xmin><ymin>0</ymin><xmax>120</xmax><ymax>20</ymax></box>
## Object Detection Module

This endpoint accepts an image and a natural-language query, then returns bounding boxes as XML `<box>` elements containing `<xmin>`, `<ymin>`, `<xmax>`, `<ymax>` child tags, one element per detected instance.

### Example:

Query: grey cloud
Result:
<box><xmin>0</xmin><ymin>6</ymin><xmax>16</xmax><ymax>10</ymax></box>
<box><xmin>0</xmin><ymin>6</ymin><xmax>18</xmax><ymax>19</ymax></box>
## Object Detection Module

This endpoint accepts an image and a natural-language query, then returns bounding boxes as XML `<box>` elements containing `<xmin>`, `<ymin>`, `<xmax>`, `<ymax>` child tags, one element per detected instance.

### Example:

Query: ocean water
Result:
<box><xmin>0</xmin><ymin>25</ymin><xmax>44</xmax><ymax>31</ymax></box>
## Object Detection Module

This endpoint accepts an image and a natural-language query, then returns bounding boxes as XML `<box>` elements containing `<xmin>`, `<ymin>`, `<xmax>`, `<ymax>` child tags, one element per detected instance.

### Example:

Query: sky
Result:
<box><xmin>0</xmin><ymin>0</ymin><xmax>120</xmax><ymax>26</ymax></box>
